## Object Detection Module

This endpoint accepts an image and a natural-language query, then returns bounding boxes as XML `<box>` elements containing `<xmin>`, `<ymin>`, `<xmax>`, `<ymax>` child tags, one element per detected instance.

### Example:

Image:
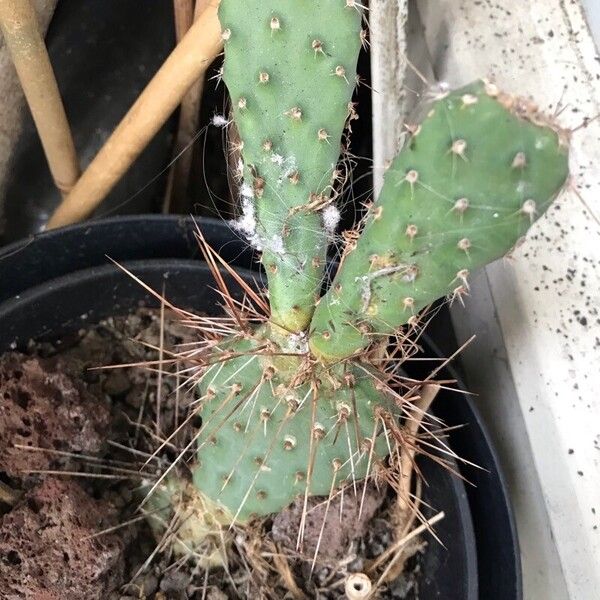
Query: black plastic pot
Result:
<box><xmin>0</xmin><ymin>216</ymin><xmax>521</xmax><ymax>599</ymax></box>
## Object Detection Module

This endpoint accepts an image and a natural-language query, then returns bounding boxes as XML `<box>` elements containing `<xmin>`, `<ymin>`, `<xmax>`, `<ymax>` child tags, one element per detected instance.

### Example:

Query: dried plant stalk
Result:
<box><xmin>163</xmin><ymin>0</ymin><xmax>212</xmax><ymax>213</ymax></box>
<box><xmin>173</xmin><ymin>0</ymin><xmax>194</xmax><ymax>41</ymax></box>
<box><xmin>0</xmin><ymin>0</ymin><xmax>79</xmax><ymax>196</ymax></box>
<box><xmin>47</xmin><ymin>0</ymin><xmax>223</xmax><ymax>229</ymax></box>
<box><xmin>397</xmin><ymin>384</ymin><xmax>441</xmax><ymax>514</ymax></box>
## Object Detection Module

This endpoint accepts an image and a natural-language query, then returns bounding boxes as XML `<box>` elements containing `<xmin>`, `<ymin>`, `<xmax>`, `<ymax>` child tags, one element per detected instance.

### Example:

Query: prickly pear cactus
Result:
<box><xmin>309</xmin><ymin>81</ymin><xmax>570</xmax><ymax>361</ymax></box>
<box><xmin>148</xmin><ymin>2</ymin><xmax>571</xmax><ymax>568</ymax></box>
<box><xmin>192</xmin><ymin>329</ymin><xmax>393</xmax><ymax>523</ymax></box>
<box><xmin>185</xmin><ymin>79</ymin><xmax>569</xmax><ymax>529</ymax></box>
<box><xmin>220</xmin><ymin>0</ymin><xmax>363</xmax><ymax>331</ymax></box>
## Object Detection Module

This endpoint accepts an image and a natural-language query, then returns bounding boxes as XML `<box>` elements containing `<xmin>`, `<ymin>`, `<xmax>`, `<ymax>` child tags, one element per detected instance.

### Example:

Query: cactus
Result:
<box><xmin>220</xmin><ymin>0</ymin><xmax>362</xmax><ymax>331</ymax></box>
<box><xmin>144</xmin><ymin>478</ymin><xmax>229</xmax><ymax>566</ymax></box>
<box><xmin>180</xmin><ymin>79</ymin><xmax>569</xmax><ymax>532</ymax></box>
<box><xmin>148</xmin><ymin>2</ymin><xmax>570</xmax><ymax>569</ymax></box>
<box><xmin>309</xmin><ymin>81</ymin><xmax>570</xmax><ymax>361</ymax></box>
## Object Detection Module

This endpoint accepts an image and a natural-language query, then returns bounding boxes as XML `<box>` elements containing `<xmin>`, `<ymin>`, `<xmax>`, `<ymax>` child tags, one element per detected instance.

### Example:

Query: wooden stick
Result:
<box><xmin>163</xmin><ymin>0</ymin><xmax>212</xmax><ymax>213</ymax></box>
<box><xmin>47</xmin><ymin>0</ymin><xmax>223</xmax><ymax>229</ymax></box>
<box><xmin>173</xmin><ymin>0</ymin><xmax>194</xmax><ymax>41</ymax></box>
<box><xmin>0</xmin><ymin>0</ymin><xmax>79</xmax><ymax>196</ymax></box>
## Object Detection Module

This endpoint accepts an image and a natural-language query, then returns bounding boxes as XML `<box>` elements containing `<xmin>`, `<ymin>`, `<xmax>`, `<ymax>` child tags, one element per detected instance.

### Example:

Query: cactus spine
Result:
<box><xmin>220</xmin><ymin>0</ymin><xmax>362</xmax><ymax>331</ymax></box>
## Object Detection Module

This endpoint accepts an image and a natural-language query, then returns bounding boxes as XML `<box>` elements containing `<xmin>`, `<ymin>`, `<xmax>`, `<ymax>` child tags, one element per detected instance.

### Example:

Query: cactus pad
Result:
<box><xmin>220</xmin><ymin>0</ymin><xmax>362</xmax><ymax>331</ymax></box>
<box><xmin>309</xmin><ymin>80</ymin><xmax>570</xmax><ymax>361</ymax></box>
<box><xmin>191</xmin><ymin>330</ymin><xmax>394</xmax><ymax>523</ymax></box>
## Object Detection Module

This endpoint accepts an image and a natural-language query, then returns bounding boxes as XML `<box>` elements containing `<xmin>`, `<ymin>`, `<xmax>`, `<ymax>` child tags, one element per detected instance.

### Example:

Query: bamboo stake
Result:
<box><xmin>173</xmin><ymin>0</ymin><xmax>194</xmax><ymax>41</ymax></box>
<box><xmin>0</xmin><ymin>0</ymin><xmax>79</xmax><ymax>196</ymax></box>
<box><xmin>47</xmin><ymin>0</ymin><xmax>223</xmax><ymax>229</ymax></box>
<box><xmin>163</xmin><ymin>0</ymin><xmax>211</xmax><ymax>213</ymax></box>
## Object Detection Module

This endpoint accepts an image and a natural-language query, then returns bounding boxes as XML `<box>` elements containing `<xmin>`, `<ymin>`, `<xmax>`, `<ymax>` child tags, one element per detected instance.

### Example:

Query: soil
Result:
<box><xmin>0</xmin><ymin>309</ymin><xmax>424</xmax><ymax>600</ymax></box>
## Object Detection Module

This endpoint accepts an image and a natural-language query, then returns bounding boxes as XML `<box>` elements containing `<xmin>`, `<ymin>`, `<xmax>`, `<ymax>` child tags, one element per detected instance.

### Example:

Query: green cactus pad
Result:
<box><xmin>220</xmin><ymin>0</ymin><xmax>362</xmax><ymax>331</ymax></box>
<box><xmin>191</xmin><ymin>330</ymin><xmax>394</xmax><ymax>523</ymax></box>
<box><xmin>309</xmin><ymin>80</ymin><xmax>570</xmax><ymax>362</ymax></box>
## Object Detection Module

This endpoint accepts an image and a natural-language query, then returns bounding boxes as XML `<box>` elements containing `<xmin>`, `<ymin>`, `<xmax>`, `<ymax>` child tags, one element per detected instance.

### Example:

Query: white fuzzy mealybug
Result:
<box><xmin>322</xmin><ymin>204</ymin><xmax>341</xmax><ymax>237</ymax></box>
<box><xmin>240</xmin><ymin>183</ymin><xmax>254</xmax><ymax>199</ymax></box>
<box><xmin>270</xmin><ymin>235</ymin><xmax>285</xmax><ymax>255</ymax></box>
<box><xmin>211</xmin><ymin>114</ymin><xmax>229</xmax><ymax>128</ymax></box>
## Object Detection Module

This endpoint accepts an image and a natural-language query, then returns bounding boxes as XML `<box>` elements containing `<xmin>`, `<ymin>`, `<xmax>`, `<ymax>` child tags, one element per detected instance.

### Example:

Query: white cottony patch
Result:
<box><xmin>233</xmin><ymin>197</ymin><xmax>256</xmax><ymax>235</ymax></box>
<box><xmin>231</xmin><ymin>197</ymin><xmax>262</xmax><ymax>250</ymax></box>
<box><xmin>354</xmin><ymin>274</ymin><xmax>371</xmax><ymax>311</ymax></box>
<box><xmin>235</xmin><ymin>158</ymin><xmax>244</xmax><ymax>180</ymax></box>
<box><xmin>240</xmin><ymin>183</ymin><xmax>254</xmax><ymax>198</ymax></box>
<box><xmin>211</xmin><ymin>114</ymin><xmax>229</xmax><ymax>127</ymax></box>
<box><xmin>322</xmin><ymin>205</ymin><xmax>340</xmax><ymax>237</ymax></box>
<box><xmin>287</xmin><ymin>331</ymin><xmax>309</xmax><ymax>354</ymax></box>
<box><xmin>230</xmin><ymin>199</ymin><xmax>288</xmax><ymax>257</ymax></box>
<box><xmin>270</xmin><ymin>234</ymin><xmax>285</xmax><ymax>255</ymax></box>
<box><xmin>268</xmin><ymin>154</ymin><xmax>298</xmax><ymax>185</ymax></box>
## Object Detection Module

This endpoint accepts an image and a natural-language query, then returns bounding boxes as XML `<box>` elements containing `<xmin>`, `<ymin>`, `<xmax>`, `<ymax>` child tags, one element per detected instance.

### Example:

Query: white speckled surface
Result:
<box><xmin>370</xmin><ymin>0</ymin><xmax>409</xmax><ymax>194</ymax></box>
<box><xmin>372</xmin><ymin>1</ymin><xmax>600</xmax><ymax>598</ymax></box>
<box><xmin>582</xmin><ymin>0</ymin><xmax>600</xmax><ymax>45</ymax></box>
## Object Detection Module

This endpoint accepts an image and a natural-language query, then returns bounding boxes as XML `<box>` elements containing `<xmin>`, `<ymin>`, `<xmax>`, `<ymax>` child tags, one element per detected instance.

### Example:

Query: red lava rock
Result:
<box><xmin>0</xmin><ymin>477</ymin><xmax>125</xmax><ymax>600</ymax></box>
<box><xmin>0</xmin><ymin>353</ymin><xmax>110</xmax><ymax>479</ymax></box>
<box><xmin>271</xmin><ymin>484</ymin><xmax>386</xmax><ymax>560</ymax></box>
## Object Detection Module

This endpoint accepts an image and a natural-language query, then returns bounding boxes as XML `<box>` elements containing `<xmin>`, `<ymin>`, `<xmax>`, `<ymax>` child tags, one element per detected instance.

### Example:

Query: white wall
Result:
<box><xmin>582</xmin><ymin>0</ymin><xmax>600</xmax><ymax>43</ymax></box>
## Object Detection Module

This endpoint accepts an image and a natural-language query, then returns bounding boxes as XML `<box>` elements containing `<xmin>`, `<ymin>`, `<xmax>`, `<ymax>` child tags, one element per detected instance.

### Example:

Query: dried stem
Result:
<box><xmin>172</xmin><ymin>0</ymin><xmax>194</xmax><ymax>40</ymax></box>
<box><xmin>372</xmin><ymin>511</ymin><xmax>445</xmax><ymax>595</ymax></box>
<box><xmin>47</xmin><ymin>0</ymin><xmax>223</xmax><ymax>229</ymax></box>
<box><xmin>397</xmin><ymin>384</ymin><xmax>441</xmax><ymax>514</ymax></box>
<box><xmin>0</xmin><ymin>0</ymin><xmax>79</xmax><ymax>196</ymax></box>
<box><xmin>374</xmin><ymin>384</ymin><xmax>441</xmax><ymax>583</ymax></box>
<box><xmin>272</xmin><ymin>550</ymin><xmax>308</xmax><ymax>600</ymax></box>
<box><xmin>163</xmin><ymin>0</ymin><xmax>212</xmax><ymax>213</ymax></box>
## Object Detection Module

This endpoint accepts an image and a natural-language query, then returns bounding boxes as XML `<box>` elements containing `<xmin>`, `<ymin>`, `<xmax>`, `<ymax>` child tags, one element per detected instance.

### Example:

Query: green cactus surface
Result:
<box><xmin>191</xmin><ymin>328</ymin><xmax>394</xmax><ymax>523</ymax></box>
<box><xmin>220</xmin><ymin>0</ymin><xmax>362</xmax><ymax>332</ymax></box>
<box><xmin>309</xmin><ymin>81</ymin><xmax>570</xmax><ymax>362</ymax></box>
